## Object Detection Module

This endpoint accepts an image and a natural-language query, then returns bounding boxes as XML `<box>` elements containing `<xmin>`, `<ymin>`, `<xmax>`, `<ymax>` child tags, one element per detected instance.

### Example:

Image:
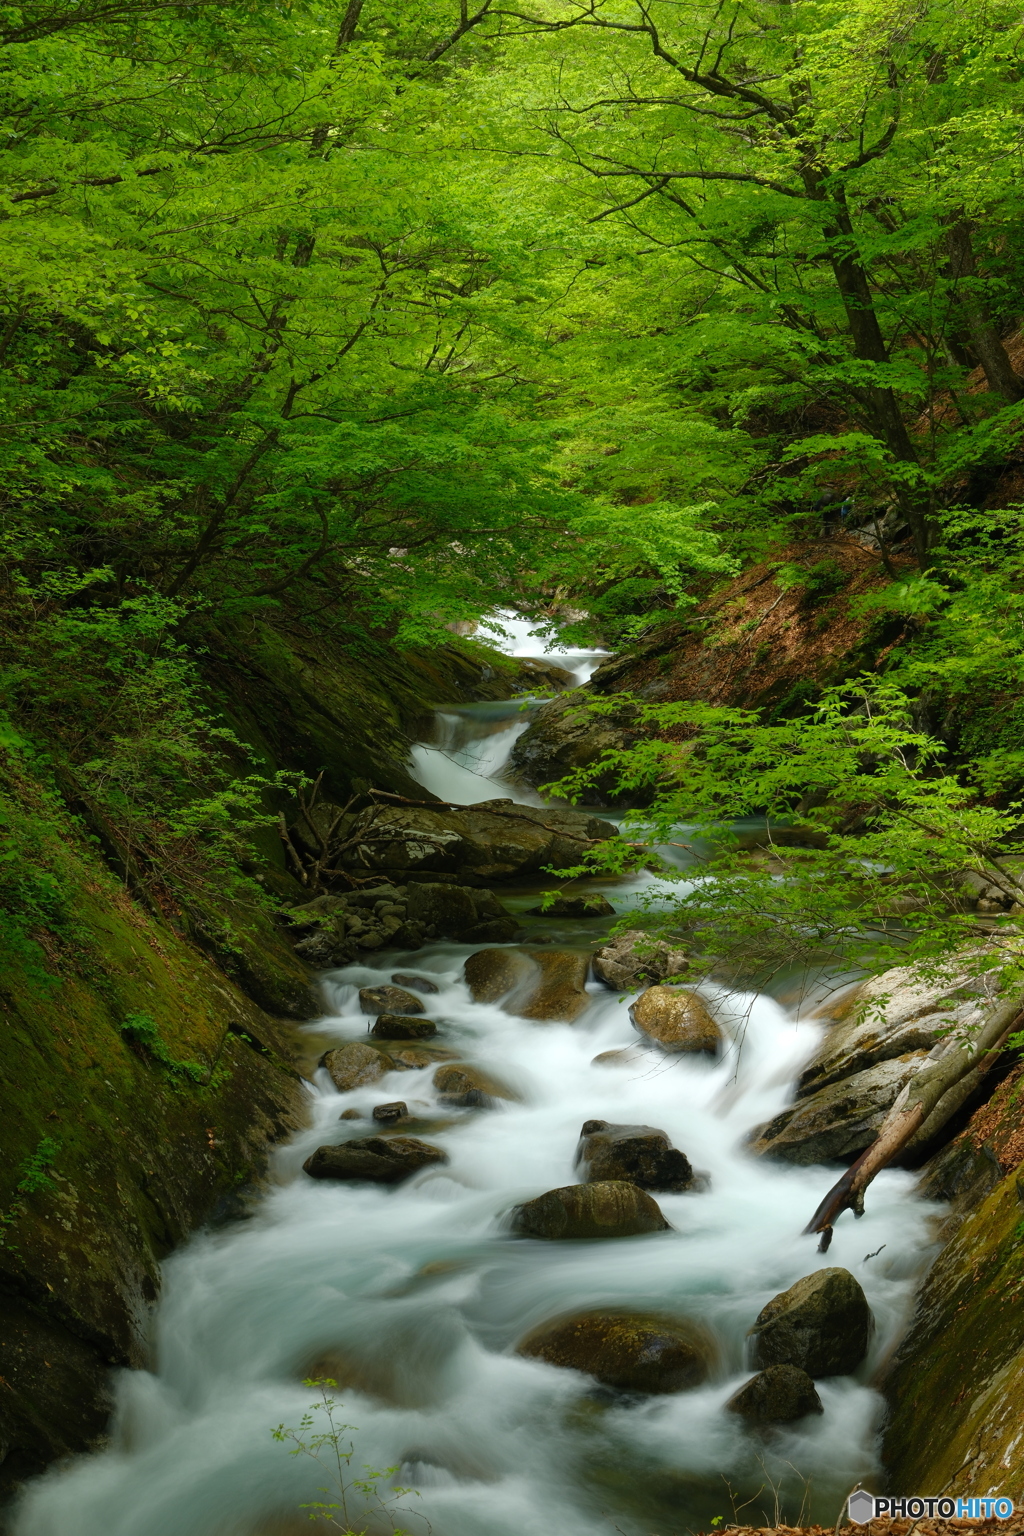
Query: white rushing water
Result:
<box><xmin>13</xmin><ymin>615</ymin><xmax>942</xmax><ymax>1536</ymax></box>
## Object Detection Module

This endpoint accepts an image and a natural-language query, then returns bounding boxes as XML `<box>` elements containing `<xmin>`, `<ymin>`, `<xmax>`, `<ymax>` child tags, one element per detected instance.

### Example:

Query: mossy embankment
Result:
<box><xmin>0</xmin><ymin>617</ymin><xmax>535</xmax><ymax>1510</ymax></box>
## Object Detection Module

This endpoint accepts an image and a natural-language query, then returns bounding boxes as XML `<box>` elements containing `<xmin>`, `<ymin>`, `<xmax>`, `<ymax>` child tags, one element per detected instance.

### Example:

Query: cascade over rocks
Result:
<box><xmin>593</xmin><ymin>930</ymin><xmax>690</xmax><ymax>992</ymax></box>
<box><xmin>464</xmin><ymin>947</ymin><xmax>591</xmax><ymax>1021</ymax></box>
<box><xmin>750</xmin><ymin>1268</ymin><xmax>871</xmax><ymax>1377</ymax></box>
<box><xmin>630</xmin><ymin>986</ymin><xmax>721</xmax><ymax>1054</ymax></box>
<box><xmin>302</xmin><ymin>1136</ymin><xmax>448</xmax><ymax>1183</ymax></box>
<box><xmin>575</xmin><ymin>1120</ymin><xmax>699</xmax><ymax>1193</ymax></box>
<box><xmin>516</xmin><ymin>1310</ymin><xmax>716</xmax><ymax>1394</ymax></box>
<box><xmin>391</xmin><ymin>972</ymin><xmax>440</xmax><ymax>993</ymax></box>
<box><xmin>747</xmin><ymin>1052</ymin><xmax>930</xmax><ymax>1164</ymax></box>
<box><xmin>726</xmin><ymin>1364</ymin><xmax>824</xmax><ymax>1423</ymax></box>
<box><xmin>510</xmin><ymin>1180</ymin><xmax>670</xmax><ymax>1239</ymax></box>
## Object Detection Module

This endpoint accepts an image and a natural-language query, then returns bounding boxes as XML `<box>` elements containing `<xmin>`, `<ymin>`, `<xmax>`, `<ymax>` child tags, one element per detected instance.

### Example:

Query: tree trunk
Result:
<box><xmin>804</xmin><ymin>990</ymin><xmax>1024</xmax><ymax>1249</ymax></box>
<box><xmin>945</xmin><ymin>219</ymin><xmax>1024</xmax><ymax>403</ymax></box>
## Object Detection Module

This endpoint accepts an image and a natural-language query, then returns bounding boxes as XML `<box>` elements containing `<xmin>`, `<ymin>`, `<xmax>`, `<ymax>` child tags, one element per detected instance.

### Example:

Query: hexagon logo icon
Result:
<box><xmin>848</xmin><ymin>1491</ymin><xmax>876</xmax><ymax>1524</ymax></box>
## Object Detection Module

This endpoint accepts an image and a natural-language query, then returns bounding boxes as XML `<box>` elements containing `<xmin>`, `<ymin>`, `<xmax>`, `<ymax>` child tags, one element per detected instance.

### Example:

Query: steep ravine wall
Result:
<box><xmin>0</xmin><ymin>623</ymin><xmax>536</xmax><ymax>1517</ymax></box>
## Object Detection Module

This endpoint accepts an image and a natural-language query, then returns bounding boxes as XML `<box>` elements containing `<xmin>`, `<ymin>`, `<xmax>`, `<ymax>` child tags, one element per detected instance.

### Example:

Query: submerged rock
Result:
<box><xmin>746</xmin><ymin>1052</ymin><xmax>929</xmax><ymax>1164</ymax></box>
<box><xmin>575</xmin><ymin>1119</ymin><xmax>698</xmax><ymax>1193</ymax></box>
<box><xmin>391</xmin><ymin>972</ymin><xmax>440</xmax><ymax>994</ymax></box>
<box><xmin>750</xmin><ymin>1268</ymin><xmax>871</xmax><ymax>1378</ymax></box>
<box><xmin>358</xmin><ymin>985</ymin><xmax>424</xmax><ymax>1017</ymax></box>
<box><xmin>463</xmin><ymin>947</ymin><xmax>590</xmax><ymax>1022</ymax></box>
<box><xmin>302</xmin><ymin>1135</ymin><xmax>448</xmax><ymax>1183</ymax></box>
<box><xmin>370</xmin><ymin>1014</ymin><xmax>438</xmax><ymax>1040</ymax></box>
<box><xmin>593</xmin><ymin>930</ymin><xmax>689</xmax><ymax>992</ymax></box>
<box><xmin>321</xmin><ymin>1042</ymin><xmax>390</xmax><ymax>1091</ymax></box>
<box><xmin>432</xmin><ymin>1062</ymin><xmax>515</xmax><ymax>1105</ymax></box>
<box><xmin>516</xmin><ymin>1310</ymin><xmax>715</xmax><ymax>1394</ymax></box>
<box><xmin>385</xmin><ymin>1043</ymin><xmax>458</xmax><ymax>1069</ymax></box>
<box><xmin>526</xmin><ymin>894</ymin><xmax>615</xmax><ymax>918</ymax></box>
<box><xmin>372</xmin><ymin>1101</ymin><xmax>408</xmax><ymax>1122</ymax></box>
<box><xmin>630</xmin><ymin>987</ymin><xmax>721</xmax><ymax>1054</ymax></box>
<box><xmin>510</xmin><ymin>1180</ymin><xmax>670</xmax><ymax>1240</ymax></box>
<box><xmin>726</xmin><ymin>1364</ymin><xmax>823</xmax><ymax>1423</ymax></box>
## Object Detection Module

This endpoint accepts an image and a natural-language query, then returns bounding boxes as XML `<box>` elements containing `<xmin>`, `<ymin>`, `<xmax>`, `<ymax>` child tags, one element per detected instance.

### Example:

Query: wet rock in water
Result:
<box><xmin>526</xmin><ymin>893</ymin><xmax>616</xmax><ymax>918</ymax></box>
<box><xmin>593</xmin><ymin>929</ymin><xmax>689</xmax><ymax>992</ymax></box>
<box><xmin>433</xmin><ymin>1062</ymin><xmax>515</xmax><ymax>1105</ymax></box>
<box><xmin>750</xmin><ymin>1268</ymin><xmax>871</xmax><ymax>1378</ymax></box>
<box><xmin>391</xmin><ymin>972</ymin><xmax>440</xmax><ymax>994</ymax></box>
<box><xmin>404</xmin><ymin>882</ymin><xmax>518</xmax><ymax>943</ymax></box>
<box><xmin>510</xmin><ymin>1180</ymin><xmax>670</xmax><ymax>1240</ymax></box>
<box><xmin>321</xmin><ymin>1042</ymin><xmax>390</xmax><ymax>1091</ymax></box>
<box><xmin>746</xmin><ymin>1052</ymin><xmax>929</xmax><ymax>1164</ymax></box>
<box><xmin>590</xmin><ymin>1045</ymin><xmax>649</xmax><ymax>1068</ymax></box>
<box><xmin>464</xmin><ymin>948</ymin><xmax>538</xmax><ymax>1003</ymax></box>
<box><xmin>372</xmin><ymin>1101</ymin><xmax>408</xmax><ymax>1122</ymax></box>
<box><xmin>303</xmin><ymin>1135</ymin><xmax>448</xmax><ymax>1183</ymax></box>
<box><xmin>371</xmin><ymin>1014</ymin><xmax>438</xmax><ymax>1040</ymax></box>
<box><xmin>630</xmin><ymin>986</ymin><xmax>721</xmax><ymax>1054</ymax></box>
<box><xmin>358</xmin><ymin>985</ymin><xmax>424</xmax><ymax>1017</ymax></box>
<box><xmin>516</xmin><ymin>1310</ymin><xmax>715</xmax><ymax>1394</ymax></box>
<box><xmin>575</xmin><ymin>1120</ymin><xmax>698</xmax><ymax>1193</ymax></box>
<box><xmin>519</xmin><ymin>949</ymin><xmax>591</xmax><ymax>1022</ymax></box>
<box><xmin>726</xmin><ymin>1364</ymin><xmax>823</xmax><ymax>1423</ymax></box>
<box><xmin>385</xmin><ymin>1043</ymin><xmax>458</xmax><ymax>1070</ymax></box>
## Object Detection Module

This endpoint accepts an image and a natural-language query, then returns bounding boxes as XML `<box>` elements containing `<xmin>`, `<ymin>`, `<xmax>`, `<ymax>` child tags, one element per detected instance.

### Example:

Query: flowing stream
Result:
<box><xmin>14</xmin><ymin>618</ymin><xmax>941</xmax><ymax>1536</ymax></box>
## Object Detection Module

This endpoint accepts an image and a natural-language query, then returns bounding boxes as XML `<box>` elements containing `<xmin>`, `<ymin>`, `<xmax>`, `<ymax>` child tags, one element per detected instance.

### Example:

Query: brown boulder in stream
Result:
<box><xmin>321</xmin><ymin>1042</ymin><xmax>390</xmax><ymax>1091</ymax></box>
<box><xmin>750</xmin><ymin>1268</ymin><xmax>871</xmax><ymax>1378</ymax></box>
<box><xmin>464</xmin><ymin>948</ymin><xmax>537</xmax><ymax>1003</ymax></box>
<box><xmin>432</xmin><ymin>1062</ymin><xmax>516</xmax><ymax>1105</ymax></box>
<box><xmin>593</xmin><ymin>930</ymin><xmax>689</xmax><ymax>991</ymax></box>
<box><xmin>510</xmin><ymin>1180</ymin><xmax>669</xmax><ymax>1240</ymax></box>
<box><xmin>630</xmin><ymin>986</ymin><xmax>721</xmax><ymax>1054</ymax></box>
<box><xmin>303</xmin><ymin>1135</ymin><xmax>448</xmax><ymax>1183</ymax></box>
<box><xmin>517</xmin><ymin>1310</ymin><xmax>716</xmax><ymax>1393</ymax></box>
<box><xmin>371</xmin><ymin>1014</ymin><xmax>438</xmax><ymax>1040</ymax></box>
<box><xmin>575</xmin><ymin>1119</ymin><xmax>698</xmax><ymax>1193</ymax></box>
<box><xmin>358</xmin><ymin>985</ymin><xmax>424</xmax><ymax>1016</ymax></box>
<box><xmin>726</xmin><ymin>1364</ymin><xmax>823</xmax><ymax>1423</ymax></box>
<box><xmin>464</xmin><ymin>947</ymin><xmax>590</xmax><ymax>1021</ymax></box>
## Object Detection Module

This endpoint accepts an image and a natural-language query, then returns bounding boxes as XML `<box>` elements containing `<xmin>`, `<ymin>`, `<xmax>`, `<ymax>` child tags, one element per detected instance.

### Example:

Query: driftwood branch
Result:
<box><xmin>367</xmin><ymin>788</ymin><xmax>605</xmax><ymax>845</ymax></box>
<box><xmin>805</xmin><ymin>992</ymin><xmax>1024</xmax><ymax>1251</ymax></box>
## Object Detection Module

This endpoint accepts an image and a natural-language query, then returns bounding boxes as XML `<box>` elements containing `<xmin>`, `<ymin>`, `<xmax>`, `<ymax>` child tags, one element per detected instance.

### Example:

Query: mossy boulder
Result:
<box><xmin>630</xmin><ymin>986</ymin><xmax>721</xmax><ymax>1054</ymax></box>
<box><xmin>302</xmin><ymin>1136</ymin><xmax>448</xmax><ymax>1183</ymax></box>
<box><xmin>750</xmin><ymin>1268</ymin><xmax>871</xmax><ymax>1377</ymax></box>
<box><xmin>747</xmin><ymin>1053</ymin><xmax>929</xmax><ymax>1164</ymax></box>
<box><xmin>510</xmin><ymin>1181</ymin><xmax>670</xmax><ymax>1240</ymax></box>
<box><xmin>464</xmin><ymin>947</ymin><xmax>590</xmax><ymax>1021</ymax></box>
<box><xmin>516</xmin><ymin>1310</ymin><xmax>716</xmax><ymax>1393</ymax></box>
<box><xmin>432</xmin><ymin>1062</ymin><xmax>516</xmax><ymax>1105</ymax></box>
<box><xmin>575</xmin><ymin>1119</ymin><xmax>698</xmax><ymax>1193</ymax></box>
<box><xmin>593</xmin><ymin>930</ymin><xmax>690</xmax><ymax>992</ymax></box>
<box><xmin>726</xmin><ymin>1365</ymin><xmax>823</xmax><ymax>1423</ymax></box>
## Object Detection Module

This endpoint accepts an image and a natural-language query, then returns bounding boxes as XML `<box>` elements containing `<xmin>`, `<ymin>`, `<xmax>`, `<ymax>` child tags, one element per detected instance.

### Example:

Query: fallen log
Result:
<box><xmin>804</xmin><ymin>990</ymin><xmax>1024</xmax><ymax>1251</ymax></box>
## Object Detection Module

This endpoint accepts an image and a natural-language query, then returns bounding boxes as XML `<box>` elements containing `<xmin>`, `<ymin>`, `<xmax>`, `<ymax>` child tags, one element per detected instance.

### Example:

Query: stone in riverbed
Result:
<box><xmin>630</xmin><ymin>986</ymin><xmax>721</xmax><ymax>1054</ymax></box>
<box><xmin>750</xmin><ymin>1268</ymin><xmax>871</xmax><ymax>1378</ymax></box>
<box><xmin>302</xmin><ymin>1135</ymin><xmax>448</xmax><ymax>1183</ymax></box>
<box><xmin>371</xmin><ymin>1014</ymin><xmax>438</xmax><ymax>1040</ymax></box>
<box><xmin>510</xmin><ymin>1180</ymin><xmax>670</xmax><ymax>1240</ymax></box>
<box><xmin>575</xmin><ymin>1119</ymin><xmax>698</xmax><ymax>1193</ymax></box>
<box><xmin>358</xmin><ymin>985</ymin><xmax>424</xmax><ymax>1016</ymax></box>
<box><xmin>526</xmin><ymin>894</ymin><xmax>615</xmax><ymax>918</ymax></box>
<box><xmin>321</xmin><ymin>1042</ymin><xmax>390</xmax><ymax>1091</ymax></box>
<box><xmin>384</xmin><ymin>1043</ymin><xmax>458</xmax><ymax>1069</ymax></box>
<box><xmin>464</xmin><ymin>948</ymin><xmax>537</xmax><ymax>1003</ymax></box>
<box><xmin>391</xmin><ymin>972</ymin><xmax>440</xmax><ymax>994</ymax></box>
<box><xmin>403</xmin><ymin>882</ymin><xmax>518</xmax><ymax>943</ymax></box>
<box><xmin>463</xmin><ymin>947</ymin><xmax>591</xmax><ymax>1021</ymax></box>
<box><xmin>372</xmin><ymin>1101</ymin><xmax>408</xmax><ymax>1122</ymax></box>
<box><xmin>593</xmin><ymin>929</ymin><xmax>689</xmax><ymax>992</ymax></box>
<box><xmin>432</xmin><ymin>1062</ymin><xmax>515</xmax><ymax>1105</ymax></box>
<box><xmin>746</xmin><ymin>1051</ymin><xmax>929</xmax><ymax>1165</ymax></box>
<box><xmin>726</xmin><ymin>1364</ymin><xmax>823</xmax><ymax>1423</ymax></box>
<box><xmin>516</xmin><ymin>1310</ymin><xmax>715</xmax><ymax>1394</ymax></box>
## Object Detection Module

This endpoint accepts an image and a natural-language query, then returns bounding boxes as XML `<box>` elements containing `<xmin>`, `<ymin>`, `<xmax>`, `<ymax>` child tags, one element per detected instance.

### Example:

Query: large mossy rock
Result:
<box><xmin>464</xmin><ymin>947</ymin><xmax>591</xmax><ymax>1022</ymax></box>
<box><xmin>507</xmin><ymin>690</ymin><xmax>639</xmax><ymax>806</ymax></box>
<box><xmin>750</xmin><ymin>1268</ymin><xmax>871</xmax><ymax>1378</ymax></box>
<box><xmin>517</xmin><ymin>1310</ymin><xmax>716</xmax><ymax>1394</ymax></box>
<box><xmin>333</xmin><ymin>799</ymin><xmax>617</xmax><ymax>885</ymax></box>
<box><xmin>726</xmin><ymin>1364</ymin><xmax>823</xmax><ymax>1424</ymax></box>
<box><xmin>746</xmin><ymin>1052</ymin><xmax>929</xmax><ymax>1164</ymax></box>
<box><xmin>403</xmin><ymin>882</ymin><xmax>518</xmax><ymax>943</ymax></box>
<box><xmin>593</xmin><ymin>930</ymin><xmax>689</xmax><ymax>992</ymax></box>
<box><xmin>302</xmin><ymin>1135</ymin><xmax>448</xmax><ymax>1183</ymax></box>
<box><xmin>630</xmin><ymin>986</ymin><xmax>721</xmax><ymax>1054</ymax></box>
<box><xmin>575</xmin><ymin>1119</ymin><xmax>697</xmax><ymax>1193</ymax></box>
<box><xmin>510</xmin><ymin>1180</ymin><xmax>670</xmax><ymax>1240</ymax></box>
